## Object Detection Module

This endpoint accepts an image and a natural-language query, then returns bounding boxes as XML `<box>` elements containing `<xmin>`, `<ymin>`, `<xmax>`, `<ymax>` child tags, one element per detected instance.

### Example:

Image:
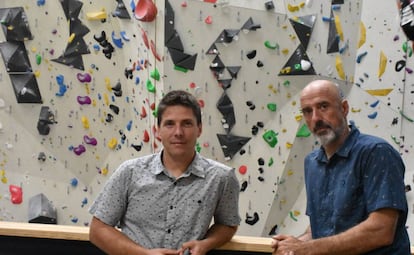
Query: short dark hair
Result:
<box><xmin>157</xmin><ymin>90</ymin><xmax>202</xmax><ymax>126</ymax></box>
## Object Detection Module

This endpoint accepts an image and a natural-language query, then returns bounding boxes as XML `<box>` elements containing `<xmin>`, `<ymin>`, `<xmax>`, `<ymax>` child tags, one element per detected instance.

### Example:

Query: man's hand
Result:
<box><xmin>179</xmin><ymin>240</ymin><xmax>209</xmax><ymax>255</ymax></box>
<box><xmin>146</xmin><ymin>248</ymin><xmax>181</xmax><ymax>255</ymax></box>
<box><xmin>271</xmin><ymin>234</ymin><xmax>303</xmax><ymax>255</ymax></box>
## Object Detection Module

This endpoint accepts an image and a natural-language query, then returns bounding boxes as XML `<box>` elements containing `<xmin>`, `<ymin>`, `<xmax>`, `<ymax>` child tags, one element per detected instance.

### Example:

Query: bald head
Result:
<box><xmin>300</xmin><ymin>80</ymin><xmax>343</xmax><ymax>103</ymax></box>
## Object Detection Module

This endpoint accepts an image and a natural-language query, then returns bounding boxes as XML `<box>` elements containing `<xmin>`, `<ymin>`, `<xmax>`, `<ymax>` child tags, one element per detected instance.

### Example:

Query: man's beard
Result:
<box><xmin>314</xmin><ymin>119</ymin><xmax>347</xmax><ymax>146</ymax></box>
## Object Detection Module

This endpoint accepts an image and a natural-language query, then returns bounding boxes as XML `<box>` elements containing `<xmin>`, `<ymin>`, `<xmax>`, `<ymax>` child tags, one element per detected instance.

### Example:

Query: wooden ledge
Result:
<box><xmin>0</xmin><ymin>221</ymin><xmax>273</xmax><ymax>253</ymax></box>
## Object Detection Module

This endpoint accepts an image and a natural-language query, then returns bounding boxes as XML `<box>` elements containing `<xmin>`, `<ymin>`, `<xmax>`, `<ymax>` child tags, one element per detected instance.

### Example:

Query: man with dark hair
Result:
<box><xmin>90</xmin><ymin>90</ymin><xmax>240</xmax><ymax>255</ymax></box>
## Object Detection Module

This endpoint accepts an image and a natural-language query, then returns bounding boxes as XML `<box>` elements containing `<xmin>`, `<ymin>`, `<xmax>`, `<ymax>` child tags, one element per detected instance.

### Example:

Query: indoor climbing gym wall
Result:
<box><xmin>1</xmin><ymin>0</ymin><xmax>414</xmax><ymax>242</ymax></box>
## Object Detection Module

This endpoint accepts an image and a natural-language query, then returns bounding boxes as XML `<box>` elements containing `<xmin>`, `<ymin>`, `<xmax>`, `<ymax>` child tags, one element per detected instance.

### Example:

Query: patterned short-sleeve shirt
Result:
<box><xmin>304</xmin><ymin>122</ymin><xmax>410</xmax><ymax>254</ymax></box>
<box><xmin>89</xmin><ymin>151</ymin><xmax>241</xmax><ymax>249</ymax></box>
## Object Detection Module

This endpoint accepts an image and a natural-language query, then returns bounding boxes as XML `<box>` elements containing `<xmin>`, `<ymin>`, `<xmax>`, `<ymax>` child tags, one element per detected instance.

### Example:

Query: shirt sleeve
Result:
<box><xmin>214</xmin><ymin>168</ymin><xmax>241</xmax><ymax>226</ymax></box>
<box><xmin>89</xmin><ymin>162</ymin><xmax>131</xmax><ymax>226</ymax></box>
<box><xmin>362</xmin><ymin>143</ymin><xmax>407</xmax><ymax>213</ymax></box>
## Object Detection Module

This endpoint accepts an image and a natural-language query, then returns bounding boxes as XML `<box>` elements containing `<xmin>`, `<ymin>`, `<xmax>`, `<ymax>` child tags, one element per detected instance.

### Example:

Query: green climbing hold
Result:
<box><xmin>150</xmin><ymin>68</ymin><xmax>160</xmax><ymax>81</ymax></box>
<box><xmin>36</xmin><ymin>54</ymin><xmax>42</xmax><ymax>65</ymax></box>
<box><xmin>174</xmin><ymin>65</ymin><xmax>188</xmax><ymax>73</ymax></box>
<box><xmin>267</xmin><ymin>103</ymin><xmax>277</xmax><ymax>112</ymax></box>
<box><xmin>146</xmin><ymin>79</ymin><xmax>156</xmax><ymax>93</ymax></box>
<box><xmin>264</xmin><ymin>40</ymin><xmax>279</xmax><ymax>50</ymax></box>
<box><xmin>263</xmin><ymin>130</ymin><xmax>278</xmax><ymax>148</ymax></box>
<box><xmin>296</xmin><ymin>123</ymin><xmax>311</xmax><ymax>137</ymax></box>
<box><xmin>268</xmin><ymin>157</ymin><xmax>274</xmax><ymax>167</ymax></box>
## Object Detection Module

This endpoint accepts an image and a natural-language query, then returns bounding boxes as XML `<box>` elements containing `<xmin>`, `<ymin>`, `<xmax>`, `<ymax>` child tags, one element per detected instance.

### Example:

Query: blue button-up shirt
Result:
<box><xmin>304</xmin><ymin>122</ymin><xmax>410</xmax><ymax>254</ymax></box>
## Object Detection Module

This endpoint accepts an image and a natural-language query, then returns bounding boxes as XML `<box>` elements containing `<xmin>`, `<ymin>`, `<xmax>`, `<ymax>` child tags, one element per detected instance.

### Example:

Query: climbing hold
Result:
<box><xmin>77</xmin><ymin>73</ymin><xmax>92</xmax><ymax>83</ymax></box>
<box><xmin>134</xmin><ymin>0</ymin><xmax>158</xmax><ymax>22</ymax></box>
<box><xmin>296</xmin><ymin>124</ymin><xmax>311</xmax><ymax>137</ymax></box>
<box><xmin>73</xmin><ymin>145</ymin><xmax>86</xmax><ymax>155</ymax></box>
<box><xmin>77</xmin><ymin>96</ymin><xmax>92</xmax><ymax>105</ymax></box>
<box><xmin>81</xmin><ymin>116</ymin><xmax>90</xmax><ymax>129</ymax></box>
<box><xmin>150</xmin><ymin>68</ymin><xmax>160</xmax><ymax>81</ymax></box>
<box><xmin>245</xmin><ymin>212</ymin><xmax>259</xmax><ymax>225</ymax></box>
<box><xmin>83</xmin><ymin>135</ymin><xmax>97</xmax><ymax>146</ymax></box>
<box><xmin>140</xmin><ymin>106</ymin><xmax>147</xmax><ymax>118</ymax></box>
<box><xmin>132</xmin><ymin>143</ymin><xmax>142</xmax><ymax>152</ymax></box>
<box><xmin>107</xmin><ymin>138</ymin><xmax>118</xmax><ymax>149</ymax></box>
<box><xmin>240</xmin><ymin>181</ymin><xmax>248</xmax><ymax>191</ymax></box>
<box><xmin>205</xmin><ymin>15</ymin><xmax>213</xmax><ymax>24</ymax></box>
<box><xmin>370</xmin><ymin>100</ymin><xmax>379</xmax><ymax>108</ymax></box>
<box><xmin>146</xmin><ymin>79</ymin><xmax>156</xmax><ymax>92</ymax></box>
<box><xmin>264</xmin><ymin>40</ymin><xmax>279</xmax><ymax>49</ymax></box>
<box><xmin>70</xmin><ymin>178</ymin><xmax>78</xmax><ymax>187</ymax></box>
<box><xmin>86</xmin><ymin>9</ymin><xmax>107</xmax><ymax>20</ymax></box>
<box><xmin>143</xmin><ymin>130</ymin><xmax>150</xmax><ymax>142</ymax></box>
<box><xmin>239</xmin><ymin>165</ymin><xmax>247</xmax><ymax>175</ymax></box>
<box><xmin>246</xmin><ymin>50</ymin><xmax>257</xmax><ymax>59</ymax></box>
<box><xmin>356</xmin><ymin>51</ymin><xmax>368</xmax><ymax>63</ymax></box>
<box><xmin>267</xmin><ymin>103</ymin><xmax>277</xmax><ymax>112</ymax></box>
<box><xmin>263</xmin><ymin>130</ymin><xmax>278</xmax><ymax>148</ymax></box>
<box><xmin>109</xmin><ymin>104</ymin><xmax>120</xmax><ymax>114</ymax></box>
<box><xmin>9</xmin><ymin>185</ymin><xmax>23</xmax><ymax>204</ymax></box>
<box><xmin>111</xmin><ymin>31</ymin><xmax>123</xmax><ymax>48</ymax></box>
<box><xmin>368</xmin><ymin>112</ymin><xmax>378</xmax><ymax>119</ymax></box>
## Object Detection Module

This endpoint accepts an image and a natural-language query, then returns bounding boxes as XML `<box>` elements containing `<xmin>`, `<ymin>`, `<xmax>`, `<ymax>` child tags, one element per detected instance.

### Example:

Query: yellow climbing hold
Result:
<box><xmin>358</xmin><ymin>22</ymin><xmax>366</xmax><ymax>48</ymax></box>
<box><xmin>378</xmin><ymin>51</ymin><xmax>387</xmax><ymax>78</ymax></box>
<box><xmin>107</xmin><ymin>138</ymin><xmax>118</xmax><ymax>149</ymax></box>
<box><xmin>81</xmin><ymin>116</ymin><xmax>90</xmax><ymax>129</ymax></box>
<box><xmin>365</xmin><ymin>88</ymin><xmax>393</xmax><ymax>96</ymax></box>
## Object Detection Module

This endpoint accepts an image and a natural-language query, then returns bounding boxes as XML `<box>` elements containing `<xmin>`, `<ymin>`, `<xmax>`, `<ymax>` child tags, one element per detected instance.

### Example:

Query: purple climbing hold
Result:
<box><xmin>73</xmin><ymin>144</ymin><xmax>86</xmax><ymax>155</ymax></box>
<box><xmin>77</xmin><ymin>73</ymin><xmax>92</xmax><ymax>83</ymax></box>
<box><xmin>83</xmin><ymin>135</ymin><xmax>98</xmax><ymax>146</ymax></box>
<box><xmin>77</xmin><ymin>96</ymin><xmax>92</xmax><ymax>105</ymax></box>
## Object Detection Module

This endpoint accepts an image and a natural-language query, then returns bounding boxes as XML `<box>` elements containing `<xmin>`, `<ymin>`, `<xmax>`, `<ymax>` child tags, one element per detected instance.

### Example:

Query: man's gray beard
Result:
<box><xmin>315</xmin><ymin>130</ymin><xmax>336</xmax><ymax>146</ymax></box>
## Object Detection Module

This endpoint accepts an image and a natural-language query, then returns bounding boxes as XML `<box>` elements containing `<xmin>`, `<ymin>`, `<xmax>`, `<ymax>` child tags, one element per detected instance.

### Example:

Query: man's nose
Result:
<box><xmin>173</xmin><ymin>125</ymin><xmax>184</xmax><ymax>135</ymax></box>
<box><xmin>311</xmin><ymin>109</ymin><xmax>322</xmax><ymax>122</ymax></box>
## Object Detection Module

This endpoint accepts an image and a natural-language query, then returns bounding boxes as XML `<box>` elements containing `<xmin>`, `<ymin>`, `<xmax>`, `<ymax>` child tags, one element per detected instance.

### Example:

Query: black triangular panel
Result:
<box><xmin>241</xmin><ymin>17</ymin><xmax>261</xmax><ymax>31</ymax></box>
<box><xmin>0</xmin><ymin>7</ymin><xmax>33</xmax><ymax>41</ymax></box>
<box><xmin>63</xmin><ymin>38</ymin><xmax>90</xmax><ymax>57</ymax></box>
<box><xmin>206</xmin><ymin>43</ymin><xmax>219</xmax><ymax>55</ymax></box>
<box><xmin>165</xmin><ymin>31</ymin><xmax>184</xmax><ymax>51</ymax></box>
<box><xmin>52</xmin><ymin>55</ymin><xmax>85</xmax><ymax>70</ymax></box>
<box><xmin>9</xmin><ymin>73</ymin><xmax>42</xmax><ymax>103</ymax></box>
<box><xmin>69</xmin><ymin>18</ymin><xmax>90</xmax><ymax>37</ymax></box>
<box><xmin>176</xmin><ymin>53</ymin><xmax>197</xmax><ymax>71</ymax></box>
<box><xmin>0</xmin><ymin>41</ymin><xmax>32</xmax><ymax>72</ymax></box>
<box><xmin>218</xmin><ymin>79</ymin><xmax>233</xmax><ymax>90</ymax></box>
<box><xmin>278</xmin><ymin>44</ymin><xmax>316</xmax><ymax>76</ymax></box>
<box><xmin>112</xmin><ymin>0</ymin><xmax>131</xmax><ymax>19</ymax></box>
<box><xmin>327</xmin><ymin>11</ymin><xmax>339</xmax><ymax>53</ymax></box>
<box><xmin>164</xmin><ymin>0</ymin><xmax>175</xmax><ymax>44</ymax></box>
<box><xmin>217</xmin><ymin>134</ymin><xmax>251</xmax><ymax>160</ymax></box>
<box><xmin>216</xmin><ymin>92</ymin><xmax>235</xmax><ymax>132</ymax></box>
<box><xmin>289</xmin><ymin>15</ymin><xmax>316</xmax><ymax>50</ymax></box>
<box><xmin>226</xmin><ymin>66</ymin><xmax>241</xmax><ymax>79</ymax></box>
<box><xmin>169</xmin><ymin>48</ymin><xmax>190</xmax><ymax>64</ymax></box>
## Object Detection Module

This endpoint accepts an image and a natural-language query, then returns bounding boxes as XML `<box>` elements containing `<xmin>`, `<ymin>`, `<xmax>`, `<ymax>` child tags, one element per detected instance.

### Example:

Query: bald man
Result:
<box><xmin>271</xmin><ymin>80</ymin><xmax>410</xmax><ymax>255</ymax></box>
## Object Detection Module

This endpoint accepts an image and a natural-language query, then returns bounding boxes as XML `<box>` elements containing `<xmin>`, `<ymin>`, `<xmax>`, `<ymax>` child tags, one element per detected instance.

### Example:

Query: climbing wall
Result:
<box><xmin>0</xmin><ymin>0</ymin><xmax>414</xmax><ymax>242</ymax></box>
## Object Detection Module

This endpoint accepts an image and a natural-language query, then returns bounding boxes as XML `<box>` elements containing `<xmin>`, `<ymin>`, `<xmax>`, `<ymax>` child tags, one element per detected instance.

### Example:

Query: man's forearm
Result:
<box><xmin>202</xmin><ymin>224</ymin><xmax>238</xmax><ymax>251</ymax></box>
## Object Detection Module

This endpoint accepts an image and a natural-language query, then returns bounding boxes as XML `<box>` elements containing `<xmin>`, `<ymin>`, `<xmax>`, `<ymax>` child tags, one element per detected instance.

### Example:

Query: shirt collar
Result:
<box><xmin>151</xmin><ymin>150</ymin><xmax>206</xmax><ymax>178</ymax></box>
<box><xmin>316</xmin><ymin>121</ymin><xmax>360</xmax><ymax>161</ymax></box>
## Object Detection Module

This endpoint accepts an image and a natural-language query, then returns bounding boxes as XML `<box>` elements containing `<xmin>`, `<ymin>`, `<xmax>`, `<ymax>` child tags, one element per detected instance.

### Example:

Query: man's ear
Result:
<box><xmin>342</xmin><ymin>99</ymin><xmax>349</xmax><ymax>116</ymax></box>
